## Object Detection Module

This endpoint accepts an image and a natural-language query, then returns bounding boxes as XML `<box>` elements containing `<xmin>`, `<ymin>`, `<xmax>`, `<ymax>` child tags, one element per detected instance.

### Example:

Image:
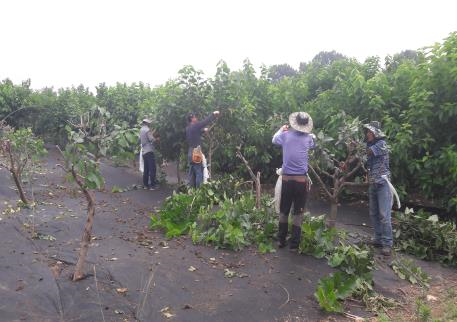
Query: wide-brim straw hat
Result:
<box><xmin>289</xmin><ymin>112</ymin><xmax>313</xmax><ymax>133</ymax></box>
<box><xmin>363</xmin><ymin>121</ymin><xmax>386</xmax><ymax>139</ymax></box>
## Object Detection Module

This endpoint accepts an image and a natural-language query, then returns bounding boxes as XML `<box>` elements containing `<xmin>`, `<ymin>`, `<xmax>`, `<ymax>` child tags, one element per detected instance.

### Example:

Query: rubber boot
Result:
<box><xmin>289</xmin><ymin>225</ymin><xmax>301</xmax><ymax>251</ymax></box>
<box><xmin>277</xmin><ymin>222</ymin><xmax>288</xmax><ymax>248</ymax></box>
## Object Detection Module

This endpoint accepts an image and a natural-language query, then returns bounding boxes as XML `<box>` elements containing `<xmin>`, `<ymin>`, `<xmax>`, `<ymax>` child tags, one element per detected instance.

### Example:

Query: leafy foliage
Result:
<box><xmin>58</xmin><ymin>104</ymin><xmax>134</xmax><ymax>281</ymax></box>
<box><xmin>150</xmin><ymin>176</ymin><xmax>250</xmax><ymax>238</ymax></box>
<box><xmin>190</xmin><ymin>193</ymin><xmax>276</xmax><ymax>251</ymax></box>
<box><xmin>150</xmin><ymin>176</ymin><xmax>277</xmax><ymax>251</ymax></box>
<box><xmin>394</xmin><ymin>209</ymin><xmax>457</xmax><ymax>267</ymax></box>
<box><xmin>314</xmin><ymin>272</ymin><xmax>361</xmax><ymax>313</ymax></box>
<box><xmin>391</xmin><ymin>258</ymin><xmax>431</xmax><ymax>288</ymax></box>
<box><xmin>416</xmin><ymin>298</ymin><xmax>432</xmax><ymax>322</ymax></box>
<box><xmin>0</xmin><ymin>124</ymin><xmax>47</xmax><ymax>203</ymax></box>
<box><xmin>298</xmin><ymin>215</ymin><xmax>338</xmax><ymax>258</ymax></box>
<box><xmin>299</xmin><ymin>214</ymin><xmax>382</xmax><ymax>313</ymax></box>
<box><xmin>109</xmin><ymin>126</ymin><xmax>140</xmax><ymax>166</ymax></box>
<box><xmin>149</xmin><ymin>184</ymin><xmax>219</xmax><ymax>238</ymax></box>
<box><xmin>308</xmin><ymin>115</ymin><xmax>368</xmax><ymax>224</ymax></box>
<box><xmin>2</xmin><ymin>32</ymin><xmax>456</xmax><ymax>211</ymax></box>
<box><xmin>150</xmin><ymin>192</ymin><xmax>201</xmax><ymax>238</ymax></box>
<box><xmin>328</xmin><ymin>243</ymin><xmax>374</xmax><ymax>278</ymax></box>
<box><xmin>62</xmin><ymin>124</ymin><xmax>104</xmax><ymax>190</ymax></box>
<box><xmin>0</xmin><ymin>126</ymin><xmax>47</xmax><ymax>171</ymax></box>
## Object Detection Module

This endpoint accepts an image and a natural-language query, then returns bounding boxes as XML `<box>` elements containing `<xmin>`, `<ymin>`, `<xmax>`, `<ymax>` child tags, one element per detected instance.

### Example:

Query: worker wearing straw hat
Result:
<box><xmin>273</xmin><ymin>112</ymin><xmax>315</xmax><ymax>251</ymax></box>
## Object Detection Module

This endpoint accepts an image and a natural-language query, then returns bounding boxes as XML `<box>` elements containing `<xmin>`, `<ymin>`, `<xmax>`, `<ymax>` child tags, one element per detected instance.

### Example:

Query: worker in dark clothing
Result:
<box><xmin>186</xmin><ymin>110</ymin><xmax>220</xmax><ymax>188</ymax></box>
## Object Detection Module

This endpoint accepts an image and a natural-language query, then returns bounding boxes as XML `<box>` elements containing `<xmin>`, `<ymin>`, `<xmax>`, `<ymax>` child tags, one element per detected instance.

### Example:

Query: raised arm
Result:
<box><xmin>272</xmin><ymin>125</ymin><xmax>288</xmax><ymax>145</ymax></box>
<box><xmin>193</xmin><ymin>111</ymin><xmax>220</xmax><ymax>130</ymax></box>
<box><xmin>368</xmin><ymin>139</ymin><xmax>388</xmax><ymax>156</ymax></box>
<box><xmin>146</xmin><ymin>130</ymin><xmax>156</xmax><ymax>143</ymax></box>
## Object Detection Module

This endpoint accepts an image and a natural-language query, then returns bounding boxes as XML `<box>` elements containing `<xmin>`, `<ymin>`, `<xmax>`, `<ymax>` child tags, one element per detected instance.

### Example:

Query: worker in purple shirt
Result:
<box><xmin>273</xmin><ymin>112</ymin><xmax>315</xmax><ymax>250</ymax></box>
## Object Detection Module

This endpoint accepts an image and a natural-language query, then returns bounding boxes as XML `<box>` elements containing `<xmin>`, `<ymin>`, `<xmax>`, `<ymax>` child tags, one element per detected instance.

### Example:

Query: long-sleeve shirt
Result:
<box><xmin>272</xmin><ymin>128</ymin><xmax>315</xmax><ymax>175</ymax></box>
<box><xmin>366</xmin><ymin>139</ymin><xmax>390</xmax><ymax>184</ymax></box>
<box><xmin>140</xmin><ymin>125</ymin><xmax>155</xmax><ymax>155</ymax></box>
<box><xmin>186</xmin><ymin>114</ymin><xmax>215</xmax><ymax>149</ymax></box>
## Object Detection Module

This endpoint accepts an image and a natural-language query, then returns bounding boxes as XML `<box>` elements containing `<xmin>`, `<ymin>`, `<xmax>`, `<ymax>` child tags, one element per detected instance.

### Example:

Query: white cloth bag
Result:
<box><xmin>381</xmin><ymin>174</ymin><xmax>401</xmax><ymax>209</ymax></box>
<box><xmin>139</xmin><ymin>147</ymin><xmax>144</xmax><ymax>173</ymax></box>
<box><xmin>202</xmin><ymin>154</ymin><xmax>209</xmax><ymax>183</ymax></box>
<box><xmin>274</xmin><ymin>168</ymin><xmax>283</xmax><ymax>213</ymax></box>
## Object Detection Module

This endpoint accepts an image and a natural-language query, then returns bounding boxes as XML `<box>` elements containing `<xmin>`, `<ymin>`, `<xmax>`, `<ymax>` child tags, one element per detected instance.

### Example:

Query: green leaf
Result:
<box><xmin>427</xmin><ymin>214</ymin><xmax>439</xmax><ymax>223</ymax></box>
<box><xmin>328</xmin><ymin>253</ymin><xmax>345</xmax><ymax>267</ymax></box>
<box><xmin>87</xmin><ymin>172</ymin><xmax>103</xmax><ymax>189</ymax></box>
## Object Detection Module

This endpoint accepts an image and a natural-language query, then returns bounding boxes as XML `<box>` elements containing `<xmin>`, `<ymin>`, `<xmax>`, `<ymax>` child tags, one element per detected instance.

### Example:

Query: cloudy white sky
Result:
<box><xmin>1</xmin><ymin>0</ymin><xmax>456</xmax><ymax>90</ymax></box>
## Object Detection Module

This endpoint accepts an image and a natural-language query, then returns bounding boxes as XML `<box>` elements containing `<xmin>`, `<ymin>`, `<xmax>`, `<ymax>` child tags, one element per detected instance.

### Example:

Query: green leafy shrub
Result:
<box><xmin>416</xmin><ymin>298</ymin><xmax>432</xmax><ymax>322</ymax></box>
<box><xmin>0</xmin><ymin>124</ymin><xmax>47</xmax><ymax>204</ymax></box>
<box><xmin>314</xmin><ymin>271</ymin><xmax>361</xmax><ymax>313</ymax></box>
<box><xmin>394</xmin><ymin>209</ymin><xmax>457</xmax><ymax>266</ymax></box>
<box><xmin>190</xmin><ymin>193</ymin><xmax>276</xmax><ymax>251</ymax></box>
<box><xmin>299</xmin><ymin>215</ymin><xmax>338</xmax><ymax>258</ymax></box>
<box><xmin>149</xmin><ymin>176</ymin><xmax>269</xmax><ymax>241</ymax></box>
<box><xmin>109</xmin><ymin>126</ymin><xmax>140</xmax><ymax>166</ymax></box>
<box><xmin>306</xmin><ymin>220</ymin><xmax>380</xmax><ymax>314</ymax></box>
<box><xmin>327</xmin><ymin>243</ymin><xmax>374</xmax><ymax>278</ymax></box>
<box><xmin>150</xmin><ymin>193</ymin><xmax>197</xmax><ymax>238</ymax></box>
<box><xmin>391</xmin><ymin>258</ymin><xmax>431</xmax><ymax>288</ymax></box>
<box><xmin>149</xmin><ymin>188</ymin><xmax>217</xmax><ymax>239</ymax></box>
<box><xmin>150</xmin><ymin>175</ymin><xmax>277</xmax><ymax>251</ymax></box>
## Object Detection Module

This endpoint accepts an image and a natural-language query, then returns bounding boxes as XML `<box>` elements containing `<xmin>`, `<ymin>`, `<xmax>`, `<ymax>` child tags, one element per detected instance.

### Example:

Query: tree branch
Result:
<box><xmin>236</xmin><ymin>146</ymin><xmax>261</xmax><ymax>208</ymax></box>
<box><xmin>308</xmin><ymin>165</ymin><xmax>333</xmax><ymax>200</ymax></box>
<box><xmin>55</xmin><ymin>145</ymin><xmax>86</xmax><ymax>181</ymax></box>
<box><xmin>315</xmin><ymin>164</ymin><xmax>333</xmax><ymax>180</ymax></box>
<box><xmin>341</xmin><ymin>181</ymin><xmax>369</xmax><ymax>188</ymax></box>
<box><xmin>342</xmin><ymin>158</ymin><xmax>362</xmax><ymax>182</ymax></box>
<box><xmin>236</xmin><ymin>147</ymin><xmax>257</xmax><ymax>182</ymax></box>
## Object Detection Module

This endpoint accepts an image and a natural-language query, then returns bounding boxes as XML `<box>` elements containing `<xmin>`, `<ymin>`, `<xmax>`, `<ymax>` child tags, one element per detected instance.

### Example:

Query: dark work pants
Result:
<box><xmin>143</xmin><ymin>152</ymin><xmax>157</xmax><ymax>187</ymax></box>
<box><xmin>279</xmin><ymin>179</ymin><xmax>309</xmax><ymax>248</ymax></box>
<box><xmin>280</xmin><ymin>180</ymin><xmax>308</xmax><ymax>217</ymax></box>
<box><xmin>188</xmin><ymin>162</ymin><xmax>203</xmax><ymax>188</ymax></box>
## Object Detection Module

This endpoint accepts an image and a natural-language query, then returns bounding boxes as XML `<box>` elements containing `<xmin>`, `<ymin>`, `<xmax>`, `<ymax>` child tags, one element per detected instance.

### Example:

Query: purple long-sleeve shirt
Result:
<box><xmin>272</xmin><ymin>128</ymin><xmax>315</xmax><ymax>175</ymax></box>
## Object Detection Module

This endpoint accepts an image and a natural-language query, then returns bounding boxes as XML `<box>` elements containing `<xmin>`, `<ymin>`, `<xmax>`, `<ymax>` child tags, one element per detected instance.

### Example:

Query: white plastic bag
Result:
<box><xmin>274</xmin><ymin>168</ymin><xmax>283</xmax><ymax>213</ymax></box>
<box><xmin>381</xmin><ymin>174</ymin><xmax>401</xmax><ymax>209</ymax></box>
<box><xmin>202</xmin><ymin>154</ymin><xmax>209</xmax><ymax>183</ymax></box>
<box><xmin>139</xmin><ymin>147</ymin><xmax>144</xmax><ymax>173</ymax></box>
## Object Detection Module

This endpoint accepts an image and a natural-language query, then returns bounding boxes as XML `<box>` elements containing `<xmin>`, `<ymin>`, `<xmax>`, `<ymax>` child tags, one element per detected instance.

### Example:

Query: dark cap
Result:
<box><xmin>187</xmin><ymin>112</ymin><xmax>196</xmax><ymax>123</ymax></box>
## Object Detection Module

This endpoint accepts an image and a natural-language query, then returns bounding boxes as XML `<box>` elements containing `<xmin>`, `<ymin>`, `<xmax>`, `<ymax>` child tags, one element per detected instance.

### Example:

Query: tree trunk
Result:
<box><xmin>255</xmin><ymin>171</ymin><xmax>261</xmax><ymax>209</ymax></box>
<box><xmin>11</xmin><ymin>170</ymin><xmax>28</xmax><ymax>204</ymax></box>
<box><xmin>327</xmin><ymin>199</ymin><xmax>338</xmax><ymax>227</ymax></box>
<box><xmin>73</xmin><ymin>188</ymin><xmax>96</xmax><ymax>281</ymax></box>
<box><xmin>207</xmin><ymin>141</ymin><xmax>213</xmax><ymax>180</ymax></box>
<box><xmin>176</xmin><ymin>158</ymin><xmax>181</xmax><ymax>185</ymax></box>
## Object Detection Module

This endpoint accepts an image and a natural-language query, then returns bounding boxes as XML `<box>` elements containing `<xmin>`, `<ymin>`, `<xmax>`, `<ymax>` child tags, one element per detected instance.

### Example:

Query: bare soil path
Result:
<box><xmin>0</xmin><ymin>149</ymin><xmax>455</xmax><ymax>322</ymax></box>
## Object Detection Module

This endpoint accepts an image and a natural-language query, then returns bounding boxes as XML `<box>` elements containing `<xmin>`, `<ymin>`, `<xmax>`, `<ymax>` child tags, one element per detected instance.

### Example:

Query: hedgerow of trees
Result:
<box><xmin>1</xmin><ymin>32</ymin><xmax>456</xmax><ymax>212</ymax></box>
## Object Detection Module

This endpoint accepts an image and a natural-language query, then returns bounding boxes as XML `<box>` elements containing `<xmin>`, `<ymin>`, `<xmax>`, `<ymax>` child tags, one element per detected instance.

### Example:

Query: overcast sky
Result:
<box><xmin>1</xmin><ymin>0</ymin><xmax>456</xmax><ymax>90</ymax></box>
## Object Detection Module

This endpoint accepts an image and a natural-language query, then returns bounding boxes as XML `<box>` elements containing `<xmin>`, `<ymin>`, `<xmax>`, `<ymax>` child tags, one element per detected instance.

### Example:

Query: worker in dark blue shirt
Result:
<box><xmin>186</xmin><ymin>110</ymin><xmax>220</xmax><ymax>188</ymax></box>
<box><xmin>364</xmin><ymin>121</ymin><xmax>392</xmax><ymax>257</ymax></box>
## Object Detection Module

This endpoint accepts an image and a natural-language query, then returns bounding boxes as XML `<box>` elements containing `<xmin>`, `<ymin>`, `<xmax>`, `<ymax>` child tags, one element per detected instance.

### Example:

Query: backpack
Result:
<box><xmin>191</xmin><ymin>146</ymin><xmax>203</xmax><ymax>164</ymax></box>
